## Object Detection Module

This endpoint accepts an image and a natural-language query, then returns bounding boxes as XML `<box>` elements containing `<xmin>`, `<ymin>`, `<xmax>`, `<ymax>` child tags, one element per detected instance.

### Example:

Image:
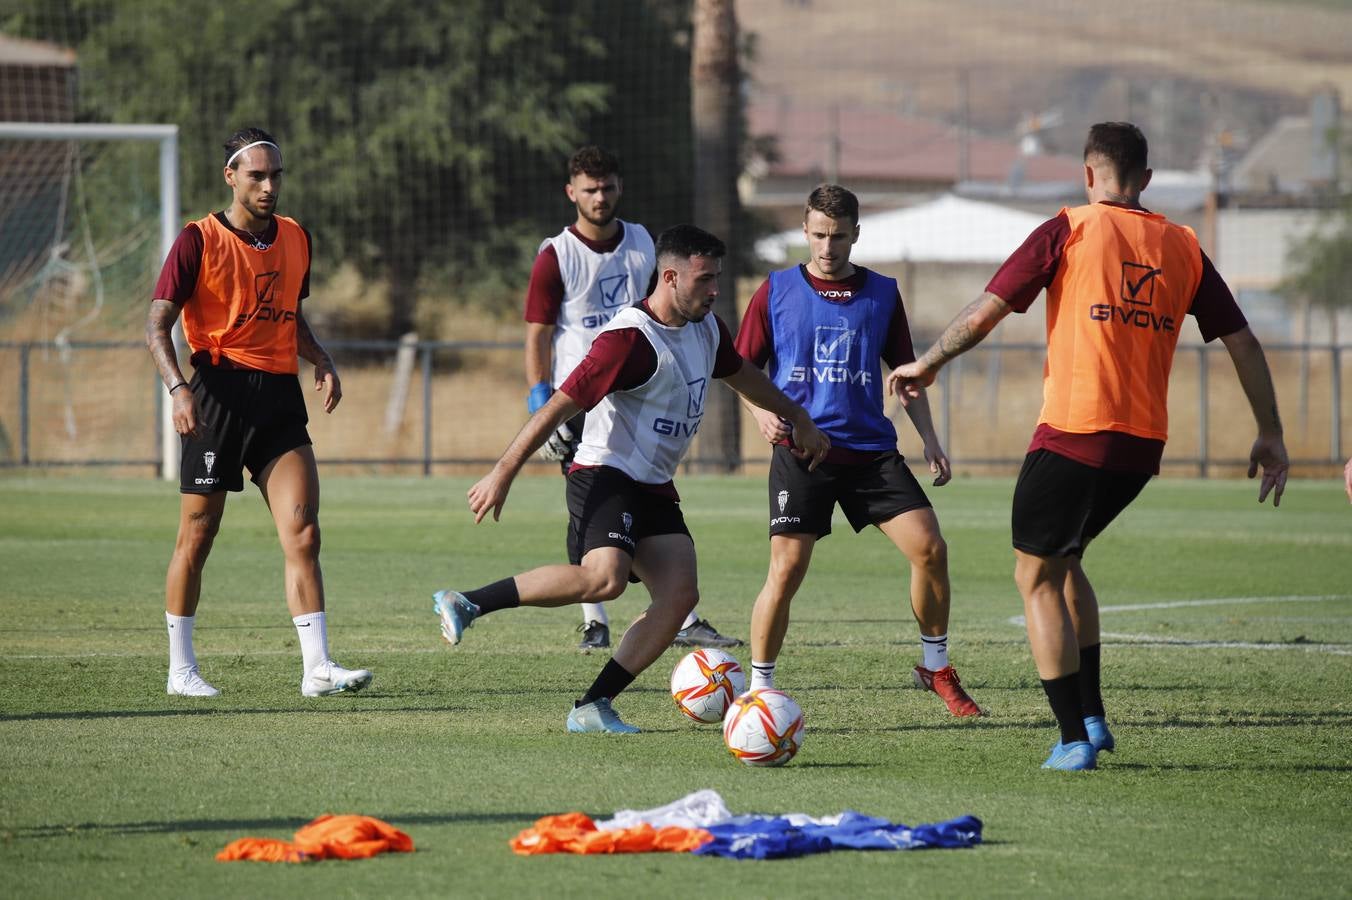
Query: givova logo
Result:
<box><xmin>598</xmin><ymin>273</ymin><xmax>630</xmax><ymax>309</ymax></box>
<box><xmin>686</xmin><ymin>378</ymin><xmax>708</xmax><ymax>418</ymax></box>
<box><xmin>814</xmin><ymin>318</ymin><xmax>854</xmax><ymax>363</ymax></box>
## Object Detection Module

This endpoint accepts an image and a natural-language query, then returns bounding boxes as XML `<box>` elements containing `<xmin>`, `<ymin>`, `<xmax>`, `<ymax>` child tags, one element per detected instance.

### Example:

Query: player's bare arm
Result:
<box><xmin>898</xmin><ymin>388</ymin><xmax>951</xmax><ymax>486</ymax></box>
<box><xmin>886</xmin><ymin>292</ymin><xmax>1012</xmax><ymax>401</ymax></box>
<box><xmin>295</xmin><ymin>304</ymin><xmax>341</xmax><ymax>414</ymax></box>
<box><xmin>1344</xmin><ymin>457</ymin><xmax>1352</xmax><ymax>504</ymax></box>
<box><xmin>524</xmin><ymin>322</ymin><xmax>555</xmax><ymax>389</ymax></box>
<box><xmin>145</xmin><ymin>298</ymin><xmax>197</xmax><ymax>437</ymax></box>
<box><xmin>1219</xmin><ymin>326</ymin><xmax>1289</xmax><ymax>506</ymax></box>
<box><xmin>720</xmin><ymin>359</ymin><xmax>830</xmax><ymax>470</ymax></box>
<box><xmin>468</xmin><ymin>391</ymin><xmax>583</xmax><ymax>523</ymax></box>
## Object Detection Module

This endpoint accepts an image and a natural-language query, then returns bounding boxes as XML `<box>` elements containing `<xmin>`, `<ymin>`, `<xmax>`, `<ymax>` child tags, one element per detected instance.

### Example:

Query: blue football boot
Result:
<box><xmin>566</xmin><ymin>697</ymin><xmax>641</xmax><ymax>734</ymax></box>
<box><xmin>1084</xmin><ymin>716</ymin><xmax>1116</xmax><ymax>753</ymax></box>
<box><xmin>1042</xmin><ymin>740</ymin><xmax>1097</xmax><ymax>770</ymax></box>
<box><xmin>432</xmin><ymin>590</ymin><xmax>478</xmax><ymax>646</ymax></box>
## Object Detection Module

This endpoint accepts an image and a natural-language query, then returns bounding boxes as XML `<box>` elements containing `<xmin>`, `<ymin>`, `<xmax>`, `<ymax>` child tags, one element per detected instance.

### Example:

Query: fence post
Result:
<box><xmin>1197</xmin><ymin>345</ymin><xmax>1209</xmax><ymax>478</ymax></box>
<box><xmin>1332</xmin><ymin>345</ymin><xmax>1343</xmax><ymax>463</ymax></box>
<box><xmin>19</xmin><ymin>343</ymin><xmax>31</xmax><ymax>465</ymax></box>
<box><xmin>421</xmin><ymin>344</ymin><xmax>433</xmax><ymax>477</ymax></box>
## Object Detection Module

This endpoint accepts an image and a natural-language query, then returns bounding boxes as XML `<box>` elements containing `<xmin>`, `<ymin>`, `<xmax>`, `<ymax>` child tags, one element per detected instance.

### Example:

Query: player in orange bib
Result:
<box><xmin>145</xmin><ymin>127</ymin><xmax>371</xmax><ymax>699</ymax></box>
<box><xmin>888</xmin><ymin>122</ymin><xmax>1289</xmax><ymax>770</ymax></box>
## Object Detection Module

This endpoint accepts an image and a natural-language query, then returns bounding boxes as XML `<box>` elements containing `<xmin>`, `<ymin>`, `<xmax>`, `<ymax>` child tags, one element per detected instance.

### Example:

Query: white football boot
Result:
<box><xmin>167</xmin><ymin>666</ymin><xmax>220</xmax><ymax>697</ymax></box>
<box><xmin>301</xmin><ymin>660</ymin><xmax>373</xmax><ymax>697</ymax></box>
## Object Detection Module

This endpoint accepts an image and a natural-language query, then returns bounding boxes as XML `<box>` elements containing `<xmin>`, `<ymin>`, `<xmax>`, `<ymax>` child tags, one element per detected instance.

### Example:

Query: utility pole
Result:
<box><xmin>691</xmin><ymin>0</ymin><xmax>741</xmax><ymax>472</ymax></box>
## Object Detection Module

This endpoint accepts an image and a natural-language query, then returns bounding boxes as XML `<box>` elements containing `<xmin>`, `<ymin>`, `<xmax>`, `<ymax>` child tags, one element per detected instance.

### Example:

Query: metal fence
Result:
<box><xmin>0</xmin><ymin>338</ymin><xmax>1346</xmax><ymax>477</ymax></box>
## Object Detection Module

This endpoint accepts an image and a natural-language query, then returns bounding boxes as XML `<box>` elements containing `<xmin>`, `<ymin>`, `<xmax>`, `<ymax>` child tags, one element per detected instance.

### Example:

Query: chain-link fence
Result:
<box><xmin>2</xmin><ymin>338</ymin><xmax>1345</xmax><ymax>476</ymax></box>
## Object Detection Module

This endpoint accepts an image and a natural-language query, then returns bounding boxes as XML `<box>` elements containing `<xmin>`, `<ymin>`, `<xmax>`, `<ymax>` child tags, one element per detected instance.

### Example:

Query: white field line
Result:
<box><xmin>1008</xmin><ymin>594</ymin><xmax>1352</xmax><ymax>655</ymax></box>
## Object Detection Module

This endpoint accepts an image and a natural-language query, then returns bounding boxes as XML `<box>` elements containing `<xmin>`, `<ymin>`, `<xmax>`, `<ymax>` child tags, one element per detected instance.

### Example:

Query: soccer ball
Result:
<box><xmin>722</xmin><ymin>688</ymin><xmax>804</xmax><ymax>767</ymax></box>
<box><xmin>670</xmin><ymin>648</ymin><xmax>746</xmax><ymax>723</ymax></box>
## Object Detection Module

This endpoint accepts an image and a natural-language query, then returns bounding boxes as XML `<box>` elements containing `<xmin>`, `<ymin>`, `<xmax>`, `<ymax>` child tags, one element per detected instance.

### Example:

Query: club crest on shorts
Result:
<box><xmin>203</xmin><ymin>451</ymin><xmax>216</xmax><ymax>475</ymax></box>
<box><xmin>777</xmin><ymin>490</ymin><xmax>789</xmax><ymax>514</ymax></box>
<box><xmin>621</xmin><ymin>511</ymin><xmax>633</xmax><ymax>532</ymax></box>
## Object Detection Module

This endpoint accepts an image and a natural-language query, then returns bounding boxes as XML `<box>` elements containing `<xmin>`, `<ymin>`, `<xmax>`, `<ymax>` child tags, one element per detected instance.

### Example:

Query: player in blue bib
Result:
<box><xmin>733</xmin><ymin>184</ymin><xmax>982</xmax><ymax>717</ymax></box>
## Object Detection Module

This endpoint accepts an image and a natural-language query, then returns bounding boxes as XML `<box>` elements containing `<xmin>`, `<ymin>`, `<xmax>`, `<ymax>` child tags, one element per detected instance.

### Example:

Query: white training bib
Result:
<box><xmin>573</xmin><ymin>306</ymin><xmax>720</xmax><ymax>484</ymax></box>
<box><xmin>543</xmin><ymin>220</ymin><xmax>655</xmax><ymax>386</ymax></box>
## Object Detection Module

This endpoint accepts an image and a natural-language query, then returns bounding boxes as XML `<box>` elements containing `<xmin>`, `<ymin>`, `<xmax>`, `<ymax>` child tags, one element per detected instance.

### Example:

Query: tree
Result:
<box><xmin>690</xmin><ymin>0</ymin><xmax>741</xmax><ymax>472</ymax></box>
<box><xmin>5</xmin><ymin>0</ymin><xmax>695</xmax><ymax>336</ymax></box>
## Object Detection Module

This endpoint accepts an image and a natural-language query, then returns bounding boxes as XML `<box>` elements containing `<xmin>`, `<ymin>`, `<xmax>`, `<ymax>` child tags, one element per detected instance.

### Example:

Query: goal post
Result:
<box><xmin>0</xmin><ymin>121</ymin><xmax>181</xmax><ymax>479</ymax></box>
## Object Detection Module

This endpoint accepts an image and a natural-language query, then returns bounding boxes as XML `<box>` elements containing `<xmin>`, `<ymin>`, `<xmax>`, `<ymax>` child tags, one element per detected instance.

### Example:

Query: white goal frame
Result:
<box><xmin>0</xmin><ymin>121</ymin><xmax>181</xmax><ymax>479</ymax></box>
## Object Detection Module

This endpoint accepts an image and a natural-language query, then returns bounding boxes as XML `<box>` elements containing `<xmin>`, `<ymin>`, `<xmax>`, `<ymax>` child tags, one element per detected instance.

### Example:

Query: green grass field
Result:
<box><xmin>2</xmin><ymin>473</ymin><xmax>1350</xmax><ymax>898</ymax></box>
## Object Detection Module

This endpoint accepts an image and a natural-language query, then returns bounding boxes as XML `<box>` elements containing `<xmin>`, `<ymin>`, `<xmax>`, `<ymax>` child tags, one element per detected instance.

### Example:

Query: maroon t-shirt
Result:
<box><xmin>736</xmin><ymin>265</ymin><xmax>915</xmax><ymax>465</ymax></box>
<box><xmin>558</xmin><ymin>300</ymin><xmax>742</xmax><ymax>498</ymax></box>
<box><xmin>151</xmin><ymin>212</ymin><xmax>312</xmax><ymax>303</ymax></box>
<box><xmin>523</xmin><ymin>223</ymin><xmax>634</xmax><ymax>325</ymax></box>
<box><xmin>985</xmin><ymin>206</ymin><xmax>1248</xmax><ymax>474</ymax></box>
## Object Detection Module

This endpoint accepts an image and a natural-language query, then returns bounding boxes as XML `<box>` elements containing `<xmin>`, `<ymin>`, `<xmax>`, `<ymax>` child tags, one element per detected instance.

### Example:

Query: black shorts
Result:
<box><xmin>768</xmin><ymin>445</ymin><xmax>931</xmax><ymax>538</ymax></box>
<box><xmin>566</xmin><ymin>465</ymin><xmax>690</xmax><ymax>564</ymax></box>
<box><xmin>1011</xmin><ymin>449</ymin><xmax>1151</xmax><ymax>557</ymax></box>
<box><xmin>179</xmin><ymin>364</ymin><xmax>311</xmax><ymax>494</ymax></box>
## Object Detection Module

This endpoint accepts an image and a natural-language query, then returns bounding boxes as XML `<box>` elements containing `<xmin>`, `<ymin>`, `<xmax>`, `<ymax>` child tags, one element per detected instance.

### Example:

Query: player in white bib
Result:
<box><xmin>523</xmin><ymin>146</ymin><xmax>740</xmax><ymax>652</ymax></box>
<box><xmin>435</xmin><ymin>225</ymin><xmax>830</xmax><ymax>733</ymax></box>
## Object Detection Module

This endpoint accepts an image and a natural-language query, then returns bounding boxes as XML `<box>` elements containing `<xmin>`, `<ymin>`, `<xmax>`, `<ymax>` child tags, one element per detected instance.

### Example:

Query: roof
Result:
<box><xmin>756</xmin><ymin>194</ymin><xmax>1051</xmax><ymax>265</ymax></box>
<box><xmin>747</xmin><ymin>100</ymin><xmax>1084</xmax><ymax>186</ymax></box>
<box><xmin>0</xmin><ymin>34</ymin><xmax>76</xmax><ymax>68</ymax></box>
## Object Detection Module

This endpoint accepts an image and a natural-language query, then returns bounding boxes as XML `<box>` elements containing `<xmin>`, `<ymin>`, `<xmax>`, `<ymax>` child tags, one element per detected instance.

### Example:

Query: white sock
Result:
<box><xmin>921</xmin><ymin>633</ymin><xmax>950</xmax><ymax>671</ymax></box>
<box><xmin>293</xmin><ymin>612</ymin><xmax>329</xmax><ymax>675</ymax></box>
<box><xmin>581</xmin><ymin>603</ymin><xmax>609</xmax><ymax>627</ymax></box>
<box><xmin>750</xmin><ymin>660</ymin><xmax>776</xmax><ymax>691</ymax></box>
<box><xmin>681</xmin><ymin>610</ymin><xmax>699</xmax><ymax>630</ymax></box>
<box><xmin>166</xmin><ymin>612</ymin><xmax>198</xmax><ymax>676</ymax></box>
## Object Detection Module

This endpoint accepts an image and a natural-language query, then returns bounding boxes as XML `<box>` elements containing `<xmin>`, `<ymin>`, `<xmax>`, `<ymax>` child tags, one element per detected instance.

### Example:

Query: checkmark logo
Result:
<box><xmin>598</xmin><ymin>273</ymin><xmax>629</xmax><ymax>309</ymax></box>
<box><xmin>814</xmin><ymin>321</ymin><xmax>854</xmax><ymax>363</ymax></box>
<box><xmin>1121</xmin><ymin>262</ymin><xmax>1162</xmax><ymax>306</ymax></box>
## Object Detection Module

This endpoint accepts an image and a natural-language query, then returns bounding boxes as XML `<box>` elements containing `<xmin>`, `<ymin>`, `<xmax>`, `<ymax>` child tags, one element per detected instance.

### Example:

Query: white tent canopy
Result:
<box><xmin>755</xmin><ymin>193</ymin><xmax>1050</xmax><ymax>266</ymax></box>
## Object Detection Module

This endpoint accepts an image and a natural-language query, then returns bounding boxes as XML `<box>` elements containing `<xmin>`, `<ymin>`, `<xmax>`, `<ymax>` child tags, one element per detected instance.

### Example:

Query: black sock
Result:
<box><xmin>578</xmin><ymin>658</ymin><xmax>636</xmax><ymax>707</ymax></box>
<box><xmin>1079</xmin><ymin>643</ymin><xmax>1105</xmax><ymax>719</ymax></box>
<box><xmin>463</xmin><ymin>578</ymin><xmax>520</xmax><ymax>616</ymax></box>
<box><xmin>1040</xmin><ymin>672</ymin><xmax>1089</xmax><ymax>745</ymax></box>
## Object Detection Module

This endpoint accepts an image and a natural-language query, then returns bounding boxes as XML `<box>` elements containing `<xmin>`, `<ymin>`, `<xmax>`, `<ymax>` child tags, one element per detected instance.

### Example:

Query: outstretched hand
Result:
<box><xmin>924</xmin><ymin>438</ymin><xmax>952</xmax><ymax>487</ymax></box>
<box><xmin>886</xmin><ymin>361</ymin><xmax>935</xmax><ymax>407</ymax></box>
<box><xmin>467</xmin><ymin>466</ymin><xmax>514</xmax><ymax>524</ymax></box>
<box><xmin>315</xmin><ymin>364</ymin><xmax>342</xmax><ymax>413</ymax></box>
<box><xmin>1247</xmin><ymin>434</ymin><xmax>1289</xmax><ymax>507</ymax></box>
<box><xmin>788</xmin><ymin>417</ymin><xmax>831</xmax><ymax>471</ymax></box>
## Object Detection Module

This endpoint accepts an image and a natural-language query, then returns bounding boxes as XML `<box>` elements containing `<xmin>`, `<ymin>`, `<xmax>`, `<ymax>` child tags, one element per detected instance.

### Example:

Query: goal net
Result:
<box><xmin>0</xmin><ymin>123</ymin><xmax>179</xmax><ymax>475</ymax></box>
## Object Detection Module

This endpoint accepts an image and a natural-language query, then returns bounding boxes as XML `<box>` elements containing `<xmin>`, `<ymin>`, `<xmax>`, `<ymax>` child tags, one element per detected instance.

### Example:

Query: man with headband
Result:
<box><xmin>145</xmin><ymin>126</ymin><xmax>372</xmax><ymax>698</ymax></box>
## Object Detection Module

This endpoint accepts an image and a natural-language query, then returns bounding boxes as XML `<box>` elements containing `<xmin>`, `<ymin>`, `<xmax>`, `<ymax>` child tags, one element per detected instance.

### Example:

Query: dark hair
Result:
<box><xmin>568</xmin><ymin>145</ymin><xmax>621</xmax><ymax>180</ymax></box>
<box><xmin>1084</xmin><ymin>122</ymin><xmax>1148</xmax><ymax>187</ymax></box>
<box><xmin>805</xmin><ymin>183</ymin><xmax>859</xmax><ymax>225</ymax></box>
<box><xmin>655</xmin><ymin>224</ymin><xmax>726</xmax><ymax>263</ymax></box>
<box><xmin>224</xmin><ymin>127</ymin><xmax>279</xmax><ymax>168</ymax></box>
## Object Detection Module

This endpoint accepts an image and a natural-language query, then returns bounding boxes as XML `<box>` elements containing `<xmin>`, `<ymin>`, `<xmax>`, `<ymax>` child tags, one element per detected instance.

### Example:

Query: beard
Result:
<box><xmin>579</xmin><ymin>207</ymin><xmax>616</xmax><ymax>228</ymax></box>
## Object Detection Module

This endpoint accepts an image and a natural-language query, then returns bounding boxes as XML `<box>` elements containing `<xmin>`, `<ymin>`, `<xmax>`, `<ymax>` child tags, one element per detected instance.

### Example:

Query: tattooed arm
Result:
<box><xmin>296</xmin><ymin>302</ymin><xmax>342</xmax><ymax>413</ymax></box>
<box><xmin>885</xmin><ymin>291</ymin><xmax>1012</xmax><ymax>403</ymax></box>
<box><xmin>146</xmin><ymin>299</ymin><xmax>198</xmax><ymax>436</ymax></box>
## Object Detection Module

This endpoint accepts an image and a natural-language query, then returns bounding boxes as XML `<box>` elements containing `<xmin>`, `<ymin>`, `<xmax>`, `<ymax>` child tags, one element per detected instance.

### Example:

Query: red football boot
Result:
<box><xmin>913</xmin><ymin>665</ymin><xmax>983</xmax><ymax>717</ymax></box>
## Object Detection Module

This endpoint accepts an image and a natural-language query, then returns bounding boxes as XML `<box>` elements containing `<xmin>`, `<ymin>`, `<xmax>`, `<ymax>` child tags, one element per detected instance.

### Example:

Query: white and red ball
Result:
<box><xmin>722</xmin><ymin>688</ymin><xmax>804</xmax><ymax>767</ymax></box>
<box><xmin>670</xmin><ymin>648</ymin><xmax>746</xmax><ymax>723</ymax></box>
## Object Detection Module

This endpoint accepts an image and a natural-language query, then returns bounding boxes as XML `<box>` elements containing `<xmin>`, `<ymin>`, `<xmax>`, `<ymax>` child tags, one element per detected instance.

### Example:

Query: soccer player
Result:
<box><xmin>145</xmin><ymin>127</ymin><xmax>371</xmax><ymax>699</ymax></box>
<box><xmin>525</xmin><ymin>146</ymin><xmax>741</xmax><ymax>653</ymax></box>
<box><xmin>734</xmin><ymin>184</ymin><xmax>981</xmax><ymax>718</ymax></box>
<box><xmin>889</xmin><ymin>122</ymin><xmax>1288</xmax><ymax>769</ymax></box>
<box><xmin>433</xmin><ymin>225</ymin><xmax>829</xmax><ymax>733</ymax></box>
